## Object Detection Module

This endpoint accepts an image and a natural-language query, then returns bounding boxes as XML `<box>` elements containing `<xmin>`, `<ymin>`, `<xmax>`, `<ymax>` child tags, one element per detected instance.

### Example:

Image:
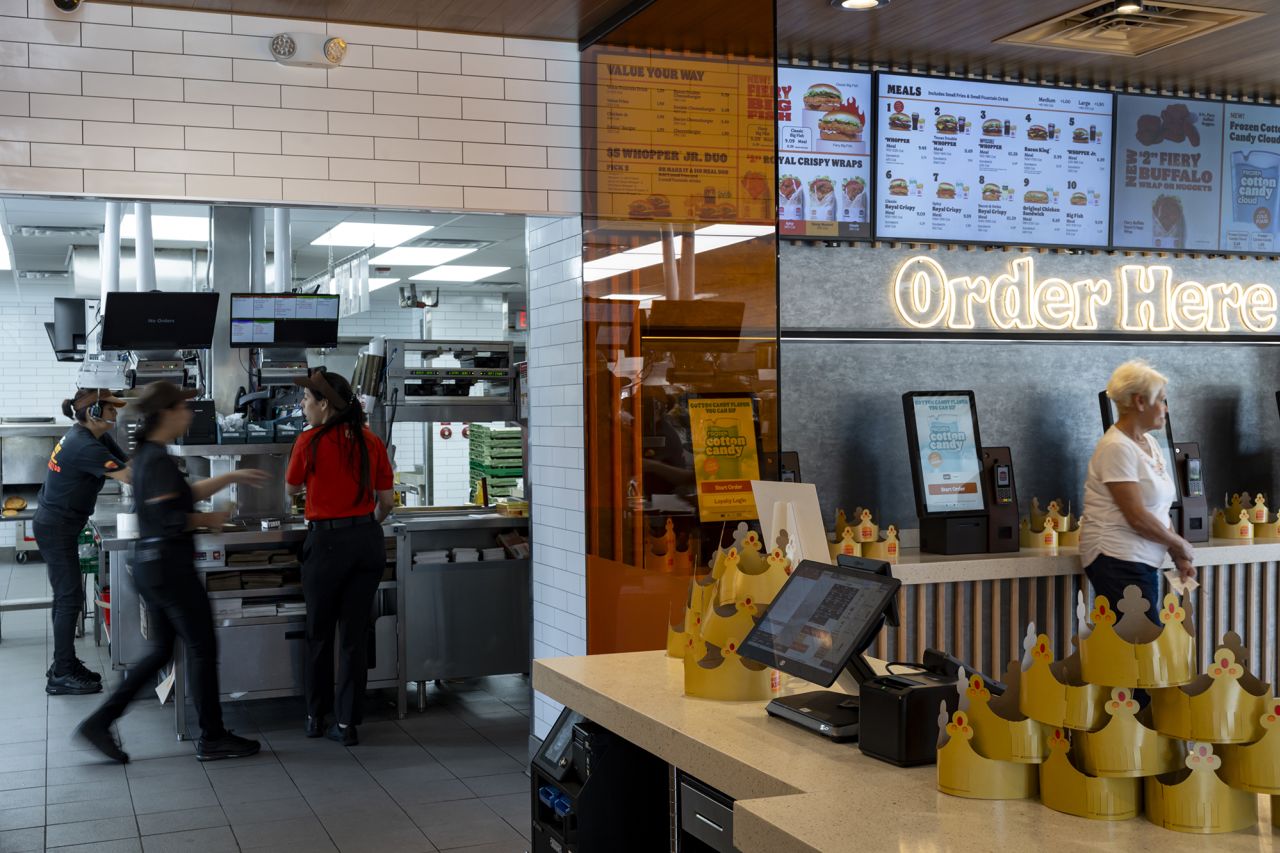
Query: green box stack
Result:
<box><xmin>469</xmin><ymin>424</ymin><xmax>524</xmax><ymax>499</ymax></box>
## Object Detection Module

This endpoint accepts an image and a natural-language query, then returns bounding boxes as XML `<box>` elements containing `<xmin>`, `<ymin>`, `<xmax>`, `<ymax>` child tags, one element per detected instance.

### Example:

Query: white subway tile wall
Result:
<box><xmin>0</xmin><ymin>4</ymin><xmax>581</xmax><ymax>213</ymax></box>
<box><xmin>525</xmin><ymin>215</ymin><xmax>584</xmax><ymax>740</ymax></box>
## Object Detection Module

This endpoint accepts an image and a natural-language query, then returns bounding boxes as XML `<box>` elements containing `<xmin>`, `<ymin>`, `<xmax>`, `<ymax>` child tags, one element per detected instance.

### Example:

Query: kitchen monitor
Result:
<box><xmin>44</xmin><ymin>323</ymin><xmax>81</xmax><ymax>362</ymax></box>
<box><xmin>100</xmin><ymin>292</ymin><xmax>221</xmax><ymax>351</ymax></box>
<box><xmin>1098</xmin><ymin>390</ymin><xmax>1181</xmax><ymax>505</ymax></box>
<box><xmin>53</xmin><ymin>297</ymin><xmax>87</xmax><ymax>354</ymax></box>
<box><xmin>777</xmin><ymin>67</ymin><xmax>874</xmax><ymax>240</ymax></box>
<box><xmin>902</xmin><ymin>391</ymin><xmax>987</xmax><ymax>516</ymax></box>
<box><xmin>738</xmin><ymin>558</ymin><xmax>900</xmax><ymax>688</ymax></box>
<box><xmin>230</xmin><ymin>293</ymin><xmax>341</xmax><ymax>349</ymax></box>
<box><xmin>875</xmin><ymin>73</ymin><xmax>1114</xmax><ymax>248</ymax></box>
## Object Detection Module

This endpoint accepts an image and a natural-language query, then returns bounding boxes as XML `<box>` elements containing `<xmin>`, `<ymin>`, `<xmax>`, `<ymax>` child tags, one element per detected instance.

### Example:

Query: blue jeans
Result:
<box><xmin>1084</xmin><ymin>554</ymin><xmax>1161</xmax><ymax>625</ymax></box>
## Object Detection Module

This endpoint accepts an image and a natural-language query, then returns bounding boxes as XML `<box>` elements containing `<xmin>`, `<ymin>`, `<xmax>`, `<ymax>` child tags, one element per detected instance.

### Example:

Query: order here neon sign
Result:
<box><xmin>891</xmin><ymin>255</ymin><xmax>1278</xmax><ymax>334</ymax></box>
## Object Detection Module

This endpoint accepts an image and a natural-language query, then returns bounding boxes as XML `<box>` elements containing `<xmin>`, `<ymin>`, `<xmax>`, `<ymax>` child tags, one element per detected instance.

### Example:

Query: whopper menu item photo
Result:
<box><xmin>777</xmin><ymin>67</ymin><xmax>872</xmax><ymax>239</ymax></box>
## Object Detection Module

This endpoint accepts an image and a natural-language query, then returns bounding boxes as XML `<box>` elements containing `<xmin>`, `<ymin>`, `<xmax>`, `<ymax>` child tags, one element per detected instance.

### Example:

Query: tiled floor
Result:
<box><xmin>0</xmin><ymin>558</ymin><xmax>532</xmax><ymax>852</ymax></box>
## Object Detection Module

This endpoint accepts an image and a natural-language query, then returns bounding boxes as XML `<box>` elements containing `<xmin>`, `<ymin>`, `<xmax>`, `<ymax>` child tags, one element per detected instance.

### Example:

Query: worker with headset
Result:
<box><xmin>33</xmin><ymin>388</ymin><xmax>131</xmax><ymax>695</ymax></box>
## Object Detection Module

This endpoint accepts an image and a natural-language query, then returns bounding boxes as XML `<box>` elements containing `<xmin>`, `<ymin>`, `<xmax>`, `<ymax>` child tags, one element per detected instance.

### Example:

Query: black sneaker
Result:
<box><xmin>304</xmin><ymin>716</ymin><xmax>324</xmax><ymax>738</ymax></box>
<box><xmin>47</xmin><ymin>669</ymin><xmax>103</xmax><ymax>695</ymax></box>
<box><xmin>46</xmin><ymin>660</ymin><xmax>103</xmax><ymax>683</ymax></box>
<box><xmin>196</xmin><ymin>731</ymin><xmax>261</xmax><ymax>762</ymax></box>
<box><xmin>326</xmin><ymin>723</ymin><xmax>358</xmax><ymax>746</ymax></box>
<box><xmin>74</xmin><ymin>715</ymin><xmax>129</xmax><ymax>764</ymax></box>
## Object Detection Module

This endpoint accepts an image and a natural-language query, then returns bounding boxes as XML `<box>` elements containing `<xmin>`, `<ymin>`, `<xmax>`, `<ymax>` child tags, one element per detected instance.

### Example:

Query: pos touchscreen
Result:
<box><xmin>902</xmin><ymin>391</ymin><xmax>987</xmax><ymax>517</ymax></box>
<box><xmin>738</xmin><ymin>559</ymin><xmax>900</xmax><ymax>688</ymax></box>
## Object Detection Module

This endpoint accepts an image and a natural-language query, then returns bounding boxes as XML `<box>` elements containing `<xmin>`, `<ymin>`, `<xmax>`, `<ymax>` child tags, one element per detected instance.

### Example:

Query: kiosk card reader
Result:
<box><xmin>982</xmin><ymin>446</ymin><xmax>1019</xmax><ymax>553</ymax></box>
<box><xmin>903</xmin><ymin>391</ymin><xmax>989</xmax><ymax>555</ymax></box>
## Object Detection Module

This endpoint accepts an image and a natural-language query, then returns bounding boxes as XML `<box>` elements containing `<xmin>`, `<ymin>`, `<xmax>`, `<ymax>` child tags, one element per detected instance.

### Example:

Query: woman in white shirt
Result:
<box><xmin>1079</xmin><ymin>361</ymin><xmax>1196</xmax><ymax>623</ymax></box>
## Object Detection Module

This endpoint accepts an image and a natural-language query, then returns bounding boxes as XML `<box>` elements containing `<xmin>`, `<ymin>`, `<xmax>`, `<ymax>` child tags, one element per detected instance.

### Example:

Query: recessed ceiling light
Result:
<box><xmin>410</xmin><ymin>266</ymin><xmax>511</xmax><ymax>282</ymax></box>
<box><xmin>368</xmin><ymin>277</ymin><xmax>400</xmax><ymax>291</ymax></box>
<box><xmin>120</xmin><ymin>214</ymin><xmax>209</xmax><ymax>243</ymax></box>
<box><xmin>832</xmin><ymin>0</ymin><xmax>888</xmax><ymax>9</ymax></box>
<box><xmin>369</xmin><ymin>247</ymin><xmax>478</xmax><ymax>266</ymax></box>
<box><xmin>311</xmin><ymin>222</ymin><xmax>432</xmax><ymax>248</ymax></box>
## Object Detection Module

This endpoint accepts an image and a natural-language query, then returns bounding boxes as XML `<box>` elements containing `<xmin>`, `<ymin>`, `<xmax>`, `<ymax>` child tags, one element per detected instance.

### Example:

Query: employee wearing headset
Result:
<box><xmin>287</xmin><ymin>368</ymin><xmax>394</xmax><ymax>746</ymax></box>
<box><xmin>34</xmin><ymin>388</ymin><xmax>131</xmax><ymax>696</ymax></box>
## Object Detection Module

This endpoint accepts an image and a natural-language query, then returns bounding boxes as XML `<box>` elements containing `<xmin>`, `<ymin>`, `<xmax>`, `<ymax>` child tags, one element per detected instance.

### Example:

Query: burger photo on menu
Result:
<box><xmin>803</xmin><ymin>83</ymin><xmax>842</xmax><ymax>111</ymax></box>
<box><xmin>983</xmin><ymin>118</ymin><xmax>1003</xmax><ymax>137</ymax></box>
<box><xmin>1027</xmin><ymin>124</ymin><xmax>1048</xmax><ymax>141</ymax></box>
<box><xmin>981</xmin><ymin>182</ymin><xmax>1002</xmax><ymax>201</ymax></box>
<box><xmin>935</xmin><ymin>114</ymin><xmax>957</xmax><ymax>134</ymax></box>
<box><xmin>888</xmin><ymin>112</ymin><xmax>912</xmax><ymax>131</ymax></box>
<box><xmin>889</xmin><ymin>178</ymin><xmax>909</xmax><ymax>196</ymax></box>
<box><xmin>1070</xmin><ymin>192</ymin><xmax>1088</xmax><ymax>206</ymax></box>
<box><xmin>1072</xmin><ymin>126</ymin><xmax>1090</xmax><ymax>143</ymax></box>
<box><xmin>818</xmin><ymin>109</ymin><xmax>863</xmax><ymax>142</ymax></box>
<box><xmin>936</xmin><ymin>182</ymin><xmax>956</xmax><ymax>199</ymax></box>
<box><xmin>1023</xmin><ymin>189</ymin><xmax>1049</xmax><ymax>204</ymax></box>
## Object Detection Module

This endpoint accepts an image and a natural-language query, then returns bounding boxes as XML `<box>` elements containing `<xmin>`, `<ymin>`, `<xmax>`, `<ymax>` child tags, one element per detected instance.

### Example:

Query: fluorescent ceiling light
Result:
<box><xmin>370</xmin><ymin>247</ymin><xmax>478</xmax><ymax>266</ymax></box>
<box><xmin>601</xmin><ymin>294</ymin><xmax>665</xmax><ymax>301</ymax></box>
<box><xmin>696</xmin><ymin>224</ymin><xmax>776</xmax><ymax>237</ymax></box>
<box><xmin>582</xmin><ymin>224</ymin><xmax>774</xmax><ymax>283</ymax></box>
<box><xmin>311</xmin><ymin>222</ymin><xmax>432</xmax><ymax>248</ymax></box>
<box><xmin>833</xmin><ymin>0</ymin><xmax>889</xmax><ymax>9</ymax></box>
<box><xmin>410</xmin><ymin>265</ymin><xmax>510</xmax><ymax>282</ymax></box>
<box><xmin>120</xmin><ymin>214</ymin><xmax>209</xmax><ymax>243</ymax></box>
<box><xmin>368</xmin><ymin>277</ymin><xmax>400</xmax><ymax>291</ymax></box>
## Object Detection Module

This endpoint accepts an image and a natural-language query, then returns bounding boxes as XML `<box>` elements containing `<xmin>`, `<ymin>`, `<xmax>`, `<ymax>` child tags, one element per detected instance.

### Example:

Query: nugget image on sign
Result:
<box><xmin>935</xmin><ymin>114</ymin><xmax>957</xmax><ymax>134</ymax></box>
<box><xmin>889</xmin><ymin>178</ymin><xmax>909</xmax><ymax>196</ymax></box>
<box><xmin>803</xmin><ymin>83</ymin><xmax>842</xmax><ymax>111</ymax></box>
<box><xmin>1024</xmin><ymin>190</ymin><xmax>1049</xmax><ymax>204</ymax></box>
<box><xmin>818</xmin><ymin>109</ymin><xmax>863</xmax><ymax>142</ymax></box>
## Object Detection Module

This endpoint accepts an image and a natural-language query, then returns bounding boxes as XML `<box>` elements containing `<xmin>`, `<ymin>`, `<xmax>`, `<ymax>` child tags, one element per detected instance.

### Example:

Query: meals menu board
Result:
<box><xmin>874</xmin><ymin>74</ymin><xmax>1114</xmax><ymax>247</ymax></box>
<box><xmin>590</xmin><ymin>51</ymin><xmax>774</xmax><ymax>225</ymax></box>
<box><xmin>776</xmin><ymin>68</ymin><xmax>873</xmax><ymax>239</ymax></box>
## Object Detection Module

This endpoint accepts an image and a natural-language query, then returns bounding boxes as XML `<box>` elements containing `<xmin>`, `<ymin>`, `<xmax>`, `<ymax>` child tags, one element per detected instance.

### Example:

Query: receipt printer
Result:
<box><xmin>857</xmin><ymin>671</ymin><xmax>958</xmax><ymax>767</ymax></box>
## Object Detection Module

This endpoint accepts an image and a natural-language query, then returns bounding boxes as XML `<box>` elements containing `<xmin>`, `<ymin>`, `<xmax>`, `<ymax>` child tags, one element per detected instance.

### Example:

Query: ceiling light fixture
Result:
<box><xmin>1115</xmin><ymin>1</ymin><xmax>1143</xmax><ymax>13</ymax></box>
<box><xmin>832</xmin><ymin>0</ymin><xmax>889</xmax><ymax>10</ymax></box>
<box><xmin>369</xmin><ymin>246</ymin><xmax>478</xmax><ymax>266</ymax></box>
<box><xmin>119</xmin><ymin>214</ymin><xmax>209</xmax><ymax>243</ymax></box>
<box><xmin>583</xmin><ymin>225</ymin><xmax>775</xmax><ymax>283</ymax></box>
<box><xmin>311</xmin><ymin>222</ymin><xmax>433</xmax><ymax>248</ymax></box>
<box><xmin>410</xmin><ymin>265</ymin><xmax>511</xmax><ymax>283</ymax></box>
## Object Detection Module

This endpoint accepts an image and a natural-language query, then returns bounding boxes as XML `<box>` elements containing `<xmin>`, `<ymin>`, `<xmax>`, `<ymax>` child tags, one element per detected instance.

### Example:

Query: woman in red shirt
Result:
<box><xmin>287</xmin><ymin>368</ymin><xmax>394</xmax><ymax>746</ymax></box>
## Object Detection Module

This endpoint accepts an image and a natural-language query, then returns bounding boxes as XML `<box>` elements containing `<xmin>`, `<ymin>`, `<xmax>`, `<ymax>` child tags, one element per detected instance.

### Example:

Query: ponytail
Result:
<box><xmin>303</xmin><ymin>372</ymin><xmax>372</xmax><ymax>506</ymax></box>
<box><xmin>61</xmin><ymin>399</ymin><xmax>79</xmax><ymax>421</ymax></box>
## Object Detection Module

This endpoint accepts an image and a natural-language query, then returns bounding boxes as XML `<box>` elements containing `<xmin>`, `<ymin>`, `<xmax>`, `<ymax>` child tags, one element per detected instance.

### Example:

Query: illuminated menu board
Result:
<box><xmin>1112</xmin><ymin>95</ymin><xmax>1224</xmax><ymax>252</ymax></box>
<box><xmin>875</xmin><ymin>74</ymin><xmax>1113</xmax><ymax>247</ymax></box>
<box><xmin>776</xmin><ymin>67</ymin><xmax>873</xmax><ymax>239</ymax></box>
<box><xmin>1221</xmin><ymin>104</ymin><xmax>1280</xmax><ymax>253</ymax></box>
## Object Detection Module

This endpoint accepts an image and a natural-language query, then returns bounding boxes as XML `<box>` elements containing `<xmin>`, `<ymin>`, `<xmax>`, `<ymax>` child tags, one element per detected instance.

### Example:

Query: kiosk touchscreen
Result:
<box><xmin>739</xmin><ymin>557</ymin><xmax>900</xmax><ymax>741</ymax></box>
<box><xmin>902</xmin><ymin>391</ymin><xmax>989</xmax><ymax>554</ymax></box>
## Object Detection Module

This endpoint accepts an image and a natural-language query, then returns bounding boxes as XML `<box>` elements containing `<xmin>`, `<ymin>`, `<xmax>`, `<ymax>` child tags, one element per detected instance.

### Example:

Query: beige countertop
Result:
<box><xmin>533</xmin><ymin>651</ymin><xmax>1277</xmax><ymax>853</ymax></box>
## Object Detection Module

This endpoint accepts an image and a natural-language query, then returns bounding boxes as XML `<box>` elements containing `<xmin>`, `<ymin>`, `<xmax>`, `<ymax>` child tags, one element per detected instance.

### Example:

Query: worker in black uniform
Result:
<box><xmin>286</xmin><ymin>368</ymin><xmax>394</xmax><ymax>746</ymax></box>
<box><xmin>76</xmin><ymin>381</ymin><xmax>267</xmax><ymax>763</ymax></box>
<box><xmin>35</xmin><ymin>388</ymin><xmax>131</xmax><ymax>696</ymax></box>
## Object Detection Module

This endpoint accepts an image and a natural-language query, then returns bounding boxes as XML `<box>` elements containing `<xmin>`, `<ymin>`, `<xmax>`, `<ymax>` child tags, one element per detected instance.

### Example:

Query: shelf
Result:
<box><xmin>203</xmin><ymin>562</ymin><xmax>300</xmax><ymax>573</ymax></box>
<box><xmin>169</xmin><ymin>443</ymin><xmax>294</xmax><ymax>457</ymax></box>
<box><xmin>207</xmin><ymin>585</ymin><xmax>303</xmax><ymax>600</ymax></box>
<box><xmin>213</xmin><ymin>614</ymin><xmax>306</xmax><ymax>627</ymax></box>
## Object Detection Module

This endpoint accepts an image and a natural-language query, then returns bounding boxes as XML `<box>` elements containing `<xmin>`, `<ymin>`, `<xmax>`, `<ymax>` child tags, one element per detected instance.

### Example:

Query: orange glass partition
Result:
<box><xmin>581</xmin><ymin>0</ymin><xmax>778</xmax><ymax>653</ymax></box>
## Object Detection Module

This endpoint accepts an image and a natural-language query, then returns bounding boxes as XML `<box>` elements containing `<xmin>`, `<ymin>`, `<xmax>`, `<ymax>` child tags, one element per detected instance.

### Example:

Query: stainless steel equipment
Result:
<box><xmin>384</xmin><ymin>339</ymin><xmax>517</xmax><ymax>423</ymax></box>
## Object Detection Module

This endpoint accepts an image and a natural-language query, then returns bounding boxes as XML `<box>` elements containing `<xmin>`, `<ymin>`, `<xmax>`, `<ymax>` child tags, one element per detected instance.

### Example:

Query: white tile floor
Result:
<box><xmin>0</xmin><ymin>558</ymin><xmax>532</xmax><ymax>853</ymax></box>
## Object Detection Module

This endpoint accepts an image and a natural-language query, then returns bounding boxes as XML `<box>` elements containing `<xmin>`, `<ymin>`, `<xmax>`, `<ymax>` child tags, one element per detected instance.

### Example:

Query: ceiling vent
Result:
<box><xmin>16</xmin><ymin>269</ymin><xmax>71</xmax><ymax>282</ymax></box>
<box><xmin>998</xmin><ymin>1</ymin><xmax>1262</xmax><ymax>57</ymax></box>
<box><xmin>11</xmin><ymin>225</ymin><xmax>101</xmax><ymax>239</ymax></box>
<box><xmin>404</xmin><ymin>237</ymin><xmax>495</xmax><ymax>251</ymax></box>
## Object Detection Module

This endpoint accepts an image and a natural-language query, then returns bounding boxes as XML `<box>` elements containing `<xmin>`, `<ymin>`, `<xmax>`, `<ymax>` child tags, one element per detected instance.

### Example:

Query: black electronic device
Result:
<box><xmin>903</xmin><ymin>390</ymin><xmax>989</xmax><ymax>555</ymax></box>
<box><xmin>178</xmin><ymin>400</ymin><xmax>218</xmax><ymax>446</ymax></box>
<box><xmin>44</xmin><ymin>323</ymin><xmax>81</xmax><ymax>362</ymax></box>
<box><xmin>230</xmin><ymin>293</ymin><xmax>340</xmax><ymax>349</ymax></box>
<box><xmin>101</xmin><ymin>292</ymin><xmax>220</xmax><ymax>351</ymax></box>
<box><xmin>739</xmin><ymin>558</ymin><xmax>901</xmax><ymax>741</ymax></box>
<box><xmin>1174</xmin><ymin>442</ymin><xmax>1210</xmax><ymax>543</ymax></box>
<box><xmin>532</xmin><ymin>709</ymin><xmax>584</xmax><ymax>783</ymax></box>
<box><xmin>982</xmin><ymin>446</ymin><xmax>1020</xmax><ymax>553</ymax></box>
<box><xmin>858</xmin><ymin>671</ymin><xmax>959</xmax><ymax>767</ymax></box>
<box><xmin>53</xmin><ymin>297</ymin><xmax>87</xmax><ymax>354</ymax></box>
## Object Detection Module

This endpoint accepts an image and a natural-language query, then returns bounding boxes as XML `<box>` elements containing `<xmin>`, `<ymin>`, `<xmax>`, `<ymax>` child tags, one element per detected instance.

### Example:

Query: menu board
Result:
<box><xmin>907</xmin><ymin>393</ymin><xmax>985</xmax><ymax>515</ymax></box>
<box><xmin>875</xmin><ymin>74</ymin><xmax>1113</xmax><ymax>247</ymax></box>
<box><xmin>1112</xmin><ymin>95</ymin><xmax>1224</xmax><ymax>251</ymax></box>
<box><xmin>776</xmin><ymin>68</ymin><xmax>873</xmax><ymax>239</ymax></box>
<box><xmin>1221</xmin><ymin>104</ymin><xmax>1280</xmax><ymax>253</ymax></box>
<box><xmin>590</xmin><ymin>51</ymin><xmax>774</xmax><ymax>225</ymax></box>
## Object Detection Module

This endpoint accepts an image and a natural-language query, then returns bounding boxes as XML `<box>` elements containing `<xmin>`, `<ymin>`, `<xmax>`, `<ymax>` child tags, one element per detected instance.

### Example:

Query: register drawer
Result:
<box><xmin>213</xmin><ymin>620</ymin><xmax>306</xmax><ymax>695</ymax></box>
<box><xmin>679</xmin><ymin>777</ymin><xmax>735</xmax><ymax>853</ymax></box>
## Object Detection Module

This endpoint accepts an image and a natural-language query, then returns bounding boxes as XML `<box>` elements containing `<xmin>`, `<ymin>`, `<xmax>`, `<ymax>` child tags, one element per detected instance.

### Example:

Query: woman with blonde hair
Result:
<box><xmin>1079</xmin><ymin>360</ymin><xmax>1196</xmax><ymax>623</ymax></box>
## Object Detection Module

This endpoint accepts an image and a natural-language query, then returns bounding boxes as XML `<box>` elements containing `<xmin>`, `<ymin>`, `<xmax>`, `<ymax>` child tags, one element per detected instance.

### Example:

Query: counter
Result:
<box><xmin>534</xmin><ymin>651</ymin><xmax>1277</xmax><ymax>853</ymax></box>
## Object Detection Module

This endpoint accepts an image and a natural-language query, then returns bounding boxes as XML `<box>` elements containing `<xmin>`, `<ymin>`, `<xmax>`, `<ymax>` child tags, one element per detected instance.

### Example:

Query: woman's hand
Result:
<box><xmin>1174</xmin><ymin>556</ymin><xmax>1197</xmax><ymax>583</ymax></box>
<box><xmin>1170</xmin><ymin>536</ymin><xmax>1195</xmax><ymax>564</ymax></box>
<box><xmin>232</xmin><ymin>469</ymin><xmax>271</xmax><ymax>488</ymax></box>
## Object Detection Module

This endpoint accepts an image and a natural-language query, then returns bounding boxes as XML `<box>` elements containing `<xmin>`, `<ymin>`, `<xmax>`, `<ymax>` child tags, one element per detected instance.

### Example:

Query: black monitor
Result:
<box><xmin>1098</xmin><ymin>390</ymin><xmax>1181</xmax><ymax>506</ymax></box>
<box><xmin>44</xmin><ymin>323</ymin><xmax>81</xmax><ymax>362</ymax></box>
<box><xmin>837</xmin><ymin>554</ymin><xmax>898</xmax><ymax>628</ymax></box>
<box><xmin>738</xmin><ymin>558</ymin><xmax>901</xmax><ymax>688</ymax></box>
<box><xmin>230</xmin><ymin>293</ymin><xmax>340</xmax><ymax>349</ymax></box>
<box><xmin>52</xmin><ymin>297</ymin><xmax>86</xmax><ymax>354</ymax></box>
<box><xmin>100</xmin><ymin>292</ymin><xmax>220</xmax><ymax>351</ymax></box>
<box><xmin>902</xmin><ymin>391</ymin><xmax>987</xmax><ymax>517</ymax></box>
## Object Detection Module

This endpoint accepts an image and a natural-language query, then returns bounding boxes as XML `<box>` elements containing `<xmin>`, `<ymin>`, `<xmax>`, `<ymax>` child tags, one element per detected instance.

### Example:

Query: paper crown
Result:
<box><xmin>1143</xmin><ymin>742</ymin><xmax>1258</xmax><ymax>834</ymax></box>
<box><xmin>1022</xmin><ymin>499</ymin><xmax>1079</xmax><ymax>549</ymax></box>
<box><xmin>1039</xmin><ymin>728</ymin><xmax>1142</xmax><ymax>821</ymax></box>
<box><xmin>682</xmin><ymin>595</ymin><xmax>773</xmax><ymax>701</ymax></box>
<box><xmin>962</xmin><ymin>667</ymin><xmax>1050</xmax><ymax>764</ymax></box>
<box><xmin>646</xmin><ymin>518</ymin><xmax>694</xmax><ymax>572</ymax></box>
<box><xmin>1218</xmin><ymin>697</ymin><xmax>1280</xmax><ymax>794</ymax></box>
<box><xmin>1018</xmin><ymin>622</ymin><xmax>1109</xmax><ymax>732</ymax></box>
<box><xmin>1149</xmin><ymin>632</ymin><xmax>1271</xmax><ymax>744</ymax></box>
<box><xmin>936</xmin><ymin>706</ymin><xmax>1039</xmax><ymax>800</ymax></box>
<box><xmin>829</xmin><ymin>526</ymin><xmax>861</xmax><ymax>560</ymax></box>
<box><xmin>1211</xmin><ymin>507</ymin><xmax>1255</xmax><ymax>540</ymax></box>
<box><xmin>667</xmin><ymin>575</ymin><xmax>716</xmax><ymax>659</ymax></box>
<box><xmin>1074</xmin><ymin>688</ymin><xmax>1184</xmax><ymax>778</ymax></box>
<box><xmin>860</xmin><ymin>525</ymin><xmax>899</xmax><ymax>563</ymax></box>
<box><xmin>1077</xmin><ymin>587</ymin><xmax>1195</xmax><ymax>688</ymax></box>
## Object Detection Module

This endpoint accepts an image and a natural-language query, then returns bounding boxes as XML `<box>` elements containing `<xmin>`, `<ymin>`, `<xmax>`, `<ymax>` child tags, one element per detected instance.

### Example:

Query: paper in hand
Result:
<box><xmin>1164</xmin><ymin>568</ymin><xmax>1200</xmax><ymax>595</ymax></box>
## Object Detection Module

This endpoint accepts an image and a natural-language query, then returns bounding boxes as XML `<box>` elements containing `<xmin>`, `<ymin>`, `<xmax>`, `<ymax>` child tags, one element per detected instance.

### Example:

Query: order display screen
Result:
<box><xmin>230</xmin><ymin>293</ymin><xmax>340</xmax><ymax>349</ymax></box>
<box><xmin>875</xmin><ymin>73</ymin><xmax>1113</xmax><ymax>247</ymax></box>
<box><xmin>904</xmin><ymin>391</ymin><xmax>987</xmax><ymax>515</ymax></box>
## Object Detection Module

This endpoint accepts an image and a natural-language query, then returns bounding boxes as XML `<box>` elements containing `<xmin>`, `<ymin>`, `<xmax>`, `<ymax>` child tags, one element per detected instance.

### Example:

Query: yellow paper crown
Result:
<box><xmin>1018</xmin><ymin>622</ymin><xmax>1109</xmax><ymax>731</ymax></box>
<box><xmin>1078</xmin><ymin>587</ymin><xmax>1195</xmax><ymax>688</ymax></box>
<box><xmin>936</xmin><ymin>706</ymin><xmax>1039</xmax><ymax>800</ymax></box>
<box><xmin>1149</xmin><ymin>632</ymin><xmax>1271</xmax><ymax>743</ymax></box>
<box><xmin>683</xmin><ymin>579</ymin><xmax>773</xmax><ymax>701</ymax></box>
<box><xmin>829</xmin><ymin>526</ymin><xmax>861</xmax><ymax>560</ymax></box>
<box><xmin>1039</xmin><ymin>728</ymin><xmax>1142</xmax><ymax>821</ymax></box>
<box><xmin>1143</xmin><ymin>742</ymin><xmax>1258</xmax><ymax>834</ymax></box>
<box><xmin>667</xmin><ymin>575</ymin><xmax>717</xmax><ymax>659</ymax></box>
<box><xmin>961</xmin><ymin>667</ymin><xmax>1050</xmax><ymax>764</ymax></box>
<box><xmin>1212</xmin><ymin>508</ymin><xmax>1255</xmax><ymax>540</ymax></box>
<box><xmin>1218</xmin><ymin>696</ymin><xmax>1280</xmax><ymax>794</ymax></box>
<box><xmin>1074</xmin><ymin>687</ymin><xmax>1184</xmax><ymax>778</ymax></box>
<box><xmin>850</xmin><ymin>508</ymin><xmax>878</xmax><ymax>543</ymax></box>
<box><xmin>860</xmin><ymin>525</ymin><xmax>900</xmax><ymax>563</ymax></box>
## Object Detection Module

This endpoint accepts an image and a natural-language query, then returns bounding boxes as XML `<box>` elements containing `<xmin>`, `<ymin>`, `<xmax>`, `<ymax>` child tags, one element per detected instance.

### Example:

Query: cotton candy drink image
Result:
<box><xmin>1226</xmin><ymin>150</ymin><xmax>1280</xmax><ymax>252</ymax></box>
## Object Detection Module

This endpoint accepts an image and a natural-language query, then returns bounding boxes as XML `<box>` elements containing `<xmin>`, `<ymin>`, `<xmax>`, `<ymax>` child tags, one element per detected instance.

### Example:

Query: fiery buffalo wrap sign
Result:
<box><xmin>891</xmin><ymin>254</ymin><xmax>1278</xmax><ymax>334</ymax></box>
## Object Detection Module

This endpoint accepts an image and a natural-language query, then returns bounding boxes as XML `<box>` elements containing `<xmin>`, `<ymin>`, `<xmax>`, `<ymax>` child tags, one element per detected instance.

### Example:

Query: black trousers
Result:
<box><xmin>33</xmin><ymin>520</ymin><xmax>84</xmax><ymax>675</ymax></box>
<box><xmin>302</xmin><ymin>522</ymin><xmax>383</xmax><ymax>726</ymax></box>
<box><xmin>93</xmin><ymin>539</ymin><xmax>226</xmax><ymax>740</ymax></box>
